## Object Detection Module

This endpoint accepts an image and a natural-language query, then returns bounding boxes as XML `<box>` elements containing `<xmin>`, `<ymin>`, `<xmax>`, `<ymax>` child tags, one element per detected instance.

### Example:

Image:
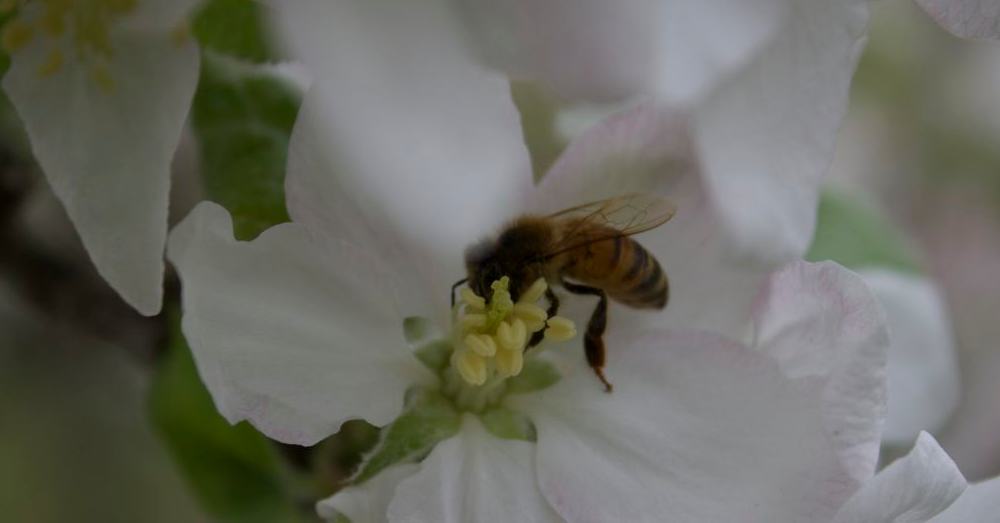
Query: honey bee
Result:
<box><xmin>454</xmin><ymin>193</ymin><xmax>676</xmax><ymax>391</ymax></box>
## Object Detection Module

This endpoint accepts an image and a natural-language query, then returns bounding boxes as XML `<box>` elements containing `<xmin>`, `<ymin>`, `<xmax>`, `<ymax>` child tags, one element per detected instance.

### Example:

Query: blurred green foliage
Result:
<box><xmin>193</xmin><ymin>0</ymin><xmax>277</xmax><ymax>63</ymax></box>
<box><xmin>808</xmin><ymin>190</ymin><xmax>922</xmax><ymax>273</ymax></box>
<box><xmin>149</xmin><ymin>312</ymin><xmax>312</xmax><ymax>523</ymax></box>
<box><xmin>190</xmin><ymin>52</ymin><xmax>298</xmax><ymax>240</ymax></box>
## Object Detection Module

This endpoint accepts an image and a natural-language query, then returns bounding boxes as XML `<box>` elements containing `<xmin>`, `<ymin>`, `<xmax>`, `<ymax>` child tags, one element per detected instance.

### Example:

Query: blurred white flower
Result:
<box><xmin>859</xmin><ymin>269</ymin><xmax>960</xmax><ymax>447</ymax></box>
<box><xmin>916</xmin><ymin>0</ymin><xmax>1000</xmax><ymax>40</ymax></box>
<box><xmin>453</xmin><ymin>0</ymin><xmax>872</xmax><ymax>269</ymax></box>
<box><xmin>1</xmin><ymin>0</ymin><xmax>202</xmax><ymax>315</ymax></box>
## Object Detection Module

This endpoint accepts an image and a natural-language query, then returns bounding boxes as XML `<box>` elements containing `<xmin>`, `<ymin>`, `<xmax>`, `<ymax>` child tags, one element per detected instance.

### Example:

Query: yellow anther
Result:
<box><xmin>495</xmin><ymin>348</ymin><xmax>524</xmax><ymax>378</ymax></box>
<box><xmin>460</xmin><ymin>287</ymin><xmax>485</xmax><ymax>311</ymax></box>
<box><xmin>2</xmin><ymin>20</ymin><xmax>33</xmax><ymax>53</ymax></box>
<box><xmin>40</xmin><ymin>8</ymin><xmax>66</xmax><ymax>37</ymax></box>
<box><xmin>513</xmin><ymin>302</ymin><xmax>547</xmax><ymax>332</ymax></box>
<box><xmin>521</xmin><ymin>277</ymin><xmax>548</xmax><ymax>304</ymax></box>
<box><xmin>464</xmin><ymin>333</ymin><xmax>496</xmax><ymax>358</ymax></box>
<box><xmin>496</xmin><ymin>319</ymin><xmax>528</xmax><ymax>352</ymax></box>
<box><xmin>457</xmin><ymin>313</ymin><xmax>486</xmax><ymax>332</ymax></box>
<box><xmin>544</xmin><ymin>316</ymin><xmax>577</xmax><ymax>342</ymax></box>
<box><xmin>453</xmin><ymin>349</ymin><xmax>487</xmax><ymax>386</ymax></box>
<box><xmin>37</xmin><ymin>48</ymin><xmax>63</xmax><ymax>77</ymax></box>
<box><xmin>90</xmin><ymin>62</ymin><xmax>115</xmax><ymax>93</ymax></box>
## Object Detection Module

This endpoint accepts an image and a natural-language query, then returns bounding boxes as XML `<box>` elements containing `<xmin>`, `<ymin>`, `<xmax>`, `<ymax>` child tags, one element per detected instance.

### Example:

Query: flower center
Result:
<box><xmin>0</xmin><ymin>0</ymin><xmax>180</xmax><ymax>91</ymax></box>
<box><xmin>448</xmin><ymin>276</ymin><xmax>575</xmax><ymax>388</ymax></box>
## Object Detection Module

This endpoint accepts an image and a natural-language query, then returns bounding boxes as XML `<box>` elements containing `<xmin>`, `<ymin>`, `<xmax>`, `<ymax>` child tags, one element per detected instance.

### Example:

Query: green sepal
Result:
<box><xmin>479</xmin><ymin>407</ymin><xmax>536</xmax><ymax>442</ymax></box>
<box><xmin>351</xmin><ymin>388</ymin><xmax>461</xmax><ymax>485</ymax></box>
<box><xmin>191</xmin><ymin>52</ymin><xmax>300</xmax><ymax>240</ymax></box>
<box><xmin>149</xmin><ymin>311</ymin><xmax>311</xmax><ymax>522</ymax></box>
<box><xmin>504</xmin><ymin>357</ymin><xmax>561</xmax><ymax>395</ymax></box>
<box><xmin>807</xmin><ymin>190</ymin><xmax>922</xmax><ymax>273</ymax></box>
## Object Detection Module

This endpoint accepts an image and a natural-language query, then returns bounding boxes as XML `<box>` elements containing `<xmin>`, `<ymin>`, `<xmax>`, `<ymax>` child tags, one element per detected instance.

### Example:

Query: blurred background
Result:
<box><xmin>1</xmin><ymin>0</ymin><xmax>999</xmax><ymax>520</ymax></box>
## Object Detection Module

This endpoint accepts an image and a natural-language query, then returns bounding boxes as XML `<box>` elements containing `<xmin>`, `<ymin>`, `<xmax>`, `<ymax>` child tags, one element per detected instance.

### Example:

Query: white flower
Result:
<box><xmin>163</xmin><ymin>2</ymin><xmax>959</xmax><ymax>521</ymax></box>
<box><xmin>452</xmin><ymin>0</ymin><xmax>872</xmax><ymax>268</ymax></box>
<box><xmin>1</xmin><ymin>0</ymin><xmax>201</xmax><ymax>315</ymax></box>
<box><xmin>916</xmin><ymin>0</ymin><xmax>1000</xmax><ymax>40</ymax></box>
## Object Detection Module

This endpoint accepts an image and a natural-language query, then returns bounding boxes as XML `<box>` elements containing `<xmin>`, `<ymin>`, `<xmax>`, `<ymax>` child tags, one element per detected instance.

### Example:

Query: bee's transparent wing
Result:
<box><xmin>544</xmin><ymin>193</ymin><xmax>676</xmax><ymax>258</ymax></box>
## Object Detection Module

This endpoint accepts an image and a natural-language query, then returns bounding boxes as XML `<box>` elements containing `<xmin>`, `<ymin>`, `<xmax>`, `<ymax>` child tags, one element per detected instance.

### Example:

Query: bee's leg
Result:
<box><xmin>450</xmin><ymin>278</ymin><xmax>468</xmax><ymax>308</ymax></box>
<box><xmin>562</xmin><ymin>281</ymin><xmax>612</xmax><ymax>393</ymax></box>
<box><xmin>527</xmin><ymin>287</ymin><xmax>560</xmax><ymax>350</ymax></box>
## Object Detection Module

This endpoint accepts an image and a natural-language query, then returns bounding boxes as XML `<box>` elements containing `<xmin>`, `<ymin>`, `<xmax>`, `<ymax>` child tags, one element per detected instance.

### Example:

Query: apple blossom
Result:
<box><xmin>1</xmin><ymin>0</ymin><xmax>201</xmax><ymax>315</ymax></box>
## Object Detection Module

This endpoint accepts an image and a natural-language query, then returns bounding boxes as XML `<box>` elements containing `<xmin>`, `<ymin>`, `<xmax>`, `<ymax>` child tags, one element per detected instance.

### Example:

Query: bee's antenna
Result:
<box><xmin>450</xmin><ymin>278</ymin><xmax>468</xmax><ymax>308</ymax></box>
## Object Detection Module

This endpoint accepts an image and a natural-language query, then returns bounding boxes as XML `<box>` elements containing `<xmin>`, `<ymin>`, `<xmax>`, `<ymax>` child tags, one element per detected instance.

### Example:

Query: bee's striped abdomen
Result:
<box><xmin>559</xmin><ymin>226</ymin><xmax>668</xmax><ymax>311</ymax></box>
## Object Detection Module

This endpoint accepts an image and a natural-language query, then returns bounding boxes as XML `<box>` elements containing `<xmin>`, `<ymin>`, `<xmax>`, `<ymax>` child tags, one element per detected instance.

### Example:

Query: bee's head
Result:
<box><xmin>464</xmin><ymin>238</ymin><xmax>505</xmax><ymax>299</ymax></box>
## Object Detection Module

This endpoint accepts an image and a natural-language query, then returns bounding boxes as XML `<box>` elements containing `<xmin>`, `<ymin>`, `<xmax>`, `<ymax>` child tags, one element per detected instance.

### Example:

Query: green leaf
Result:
<box><xmin>192</xmin><ymin>0</ymin><xmax>276</xmax><ymax>63</ymax></box>
<box><xmin>191</xmin><ymin>52</ymin><xmax>301</xmax><ymax>240</ymax></box>
<box><xmin>504</xmin><ymin>357</ymin><xmax>561</xmax><ymax>395</ymax></box>
<box><xmin>807</xmin><ymin>190</ymin><xmax>922</xmax><ymax>273</ymax></box>
<box><xmin>352</xmin><ymin>389</ymin><xmax>461</xmax><ymax>485</ymax></box>
<box><xmin>149</xmin><ymin>312</ymin><xmax>312</xmax><ymax>523</ymax></box>
<box><xmin>479</xmin><ymin>407</ymin><xmax>536</xmax><ymax>441</ymax></box>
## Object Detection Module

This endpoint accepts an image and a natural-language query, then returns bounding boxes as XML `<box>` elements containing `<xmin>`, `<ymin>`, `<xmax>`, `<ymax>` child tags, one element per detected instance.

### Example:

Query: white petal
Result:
<box><xmin>534</xmin><ymin>104</ymin><xmax>767</xmax><ymax>337</ymax></box>
<box><xmin>456</xmin><ymin>0</ymin><xmax>788</xmax><ymax>104</ymax></box>
<box><xmin>2</xmin><ymin>28</ymin><xmax>199</xmax><ymax>315</ymax></box>
<box><xmin>511</xmin><ymin>329</ymin><xmax>862</xmax><ymax>523</ymax></box>
<box><xmin>916</xmin><ymin>0</ymin><xmax>1000</xmax><ymax>40</ymax></box>
<box><xmin>317</xmin><ymin>464</ymin><xmax>419</xmax><ymax>523</ymax></box>
<box><xmin>859</xmin><ymin>269</ymin><xmax>960</xmax><ymax>446</ymax></box>
<box><xmin>832</xmin><ymin>432</ymin><xmax>967</xmax><ymax>523</ymax></box>
<box><xmin>273</xmin><ymin>0</ymin><xmax>533</xmax><ymax>321</ymax></box>
<box><xmin>693</xmin><ymin>0</ymin><xmax>870</xmax><ymax>264</ymax></box>
<box><xmin>930</xmin><ymin>475</ymin><xmax>1000</xmax><ymax>523</ymax></box>
<box><xmin>167</xmin><ymin>202</ymin><xmax>431</xmax><ymax>446</ymax></box>
<box><xmin>752</xmin><ymin>261</ymin><xmax>890</xmax><ymax>482</ymax></box>
<box><xmin>387</xmin><ymin>415</ymin><xmax>560</xmax><ymax>523</ymax></box>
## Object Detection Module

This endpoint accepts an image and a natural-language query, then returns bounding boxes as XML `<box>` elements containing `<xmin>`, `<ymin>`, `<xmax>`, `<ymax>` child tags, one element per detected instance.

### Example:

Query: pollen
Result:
<box><xmin>450</xmin><ymin>277</ymin><xmax>576</xmax><ymax>386</ymax></box>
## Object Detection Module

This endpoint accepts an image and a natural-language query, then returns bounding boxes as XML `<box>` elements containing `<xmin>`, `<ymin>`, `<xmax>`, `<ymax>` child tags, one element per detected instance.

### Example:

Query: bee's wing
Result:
<box><xmin>543</xmin><ymin>193</ymin><xmax>676</xmax><ymax>258</ymax></box>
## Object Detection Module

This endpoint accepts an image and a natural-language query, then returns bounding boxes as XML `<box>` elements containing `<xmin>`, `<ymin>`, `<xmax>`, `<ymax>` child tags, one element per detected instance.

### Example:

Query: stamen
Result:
<box><xmin>495</xmin><ymin>347</ymin><xmax>524</xmax><ymax>378</ymax></box>
<box><xmin>544</xmin><ymin>316</ymin><xmax>577</xmax><ymax>342</ymax></box>
<box><xmin>450</xmin><ymin>276</ymin><xmax>576</xmax><ymax>387</ymax></box>
<box><xmin>463</xmin><ymin>333</ymin><xmax>496</xmax><ymax>357</ymax></box>
<box><xmin>459</xmin><ymin>287</ymin><xmax>485</xmax><ymax>310</ymax></box>
<box><xmin>521</xmin><ymin>277</ymin><xmax>547</xmax><ymax>304</ymax></box>
<box><xmin>452</xmin><ymin>350</ymin><xmax>487</xmax><ymax>386</ymax></box>
<box><xmin>512</xmin><ymin>302</ymin><xmax>547</xmax><ymax>332</ymax></box>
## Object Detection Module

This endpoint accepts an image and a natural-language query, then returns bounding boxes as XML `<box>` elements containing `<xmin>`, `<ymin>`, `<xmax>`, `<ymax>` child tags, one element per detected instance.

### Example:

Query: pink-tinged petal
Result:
<box><xmin>693</xmin><ymin>0</ymin><xmax>870</xmax><ymax>265</ymax></box>
<box><xmin>929</xmin><ymin>475</ymin><xmax>1000</xmax><ymax>522</ymax></box>
<box><xmin>317</xmin><ymin>464</ymin><xmax>419</xmax><ymax>523</ymax></box>
<box><xmin>456</xmin><ymin>0</ymin><xmax>788</xmax><ymax>104</ymax></box>
<box><xmin>273</xmin><ymin>0</ymin><xmax>533</xmax><ymax>322</ymax></box>
<box><xmin>167</xmin><ymin>202</ymin><xmax>432</xmax><ymax>446</ymax></box>
<box><xmin>859</xmin><ymin>269</ymin><xmax>960</xmax><ymax>446</ymax></box>
<box><xmin>534</xmin><ymin>103</ymin><xmax>767</xmax><ymax>338</ymax></box>
<box><xmin>916</xmin><ymin>0</ymin><xmax>1000</xmax><ymax>40</ymax></box>
<box><xmin>832</xmin><ymin>432</ymin><xmax>966</xmax><ymax>523</ymax></box>
<box><xmin>752</xmin><ymin>261</ymin><xmax>890</xmax><ymax>482</ymax></box>
<box><xmin>2</xmin><ymin>24</ymin><xmax>199</xmax><ymax>315</ymax></box>
<box><xmin>511</xmin><ymin>329</ymin><xmax>860</xmax><ymax>522</ymax></box>
<box><xmin>386</xmin><ymin>415</ymin><xmax>561</xmax><ymax>523</ymax></box>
